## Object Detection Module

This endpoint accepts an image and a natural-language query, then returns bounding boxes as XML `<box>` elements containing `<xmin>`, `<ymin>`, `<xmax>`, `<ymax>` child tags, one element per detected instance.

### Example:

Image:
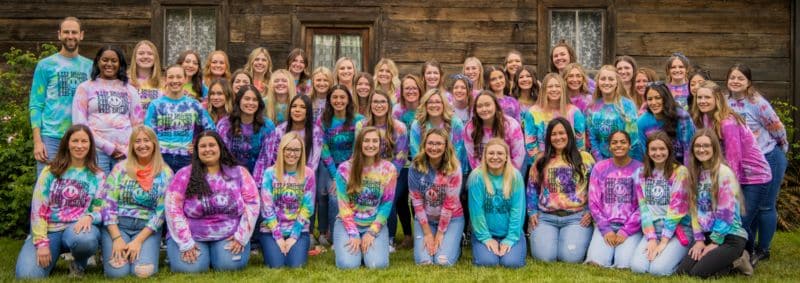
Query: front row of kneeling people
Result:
<box><xmin>17</xmin><ymin>103</ymin><xmax>750</xmax><ymax>279</ymax></box>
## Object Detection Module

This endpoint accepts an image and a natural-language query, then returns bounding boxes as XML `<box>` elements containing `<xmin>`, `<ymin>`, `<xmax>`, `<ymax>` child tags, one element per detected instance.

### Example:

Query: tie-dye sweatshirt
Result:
<box><xmin>569</xmin><ymin>92</ymin><xmax>594</xmax><ymax>113</ymax></box>
<box><xmin>691</xmin><ymin>166</ymin><xmax>748</xmax><ymax>244</ymax></box>
<box><xmin>392</xmin><ymin>104</ymin><xmax>418</xmax><ymax>132</ymax></box>
<box><xmin>216</xmin><ymin>116</ymin><xmax>278</xmax><ymax>174</ymax></box>
<box><xmin>72</xmin><ymin>79</ymin><xmax>143</xmax><ymax>156</ymax></box>
<box><xmin>465</xmin><ymin>114</ymin><xmax>526</xmax><ymax>170</ymax></box>
<box><xmin>727</xmin><ymin>95</ymin><xmax>789</xmax><ymax>154</ymax></box>
<box><xmin>467</xmin><ymin>168</ymin><xmax>525</xmax><ymax>247</ymax></box>
<box><xmin>165</xmin><ymin>165</ymin><xmax>260</xmax><ymax>251</ymax></box>
<box><xmin>356</xmin><ymin>119</ymin><xmax>409</xmax><ymax>172</ymax></box>
<box><xmin>312</xmin><ymin>98</ymin><xmax>326</xmax><ymax>123</ymax></box>
<box><xmin>253</xmin><ymin>122</ymin><xmax>324</xmax><ymax>185</ymax></box>
<box><xmin>29</xmin><ymin>53</ymin><xmax>93</xmax><ymax>139</ymax></box>
<box><xmin>589</xmin><ymin>159</ymin><xmax>643</xmax><ymax>237</ymax></box>
<box><xmin>135</xmin><ymin>86</ymin><xmax>163</xmax><ymax>115</ymax></box>
<box><xmin>295</xmin><ymin>79</ymin><xmax>312</xmax><ymax>97</ymax></box>
<box><xmin>100</xmin><ymin>162</ymin><xmax>174</xmax><ymax>232</ymax></box>
<box><xmin>522</xmin><ymin>104</ymin><xmax>587</xmax><ymax>163</ymax></box>
<box><xmin>335</xmin><ymin>160</ymin><xmax>398</xmax><ymax>238</ymax></box>
<box><xmin>585</xmin><ymin>97</ymin><xmax>642</xmax><ymax>161</ymax></box>
<box><xmin>633</xmin><ymin>166</ymin><xmax>690</xmax><ymax>241</ymax></box>
<box><xmin>320</xmin><ymin>114</ymin><xmax>365</xmax><ymax>177</ymax></box>
<box><xmin>496</xmin><ymin>95</ymin><xmax>521</xmax><ymax>121</ymax></box>
<box><xmin>703</xmin><ymin>115</ymin><xmax>772</xmax><ymax>185</ymax></box>
<box><xmin>410</xmin><ymin>119</ymin><xmax>470</xmax><ymax>175</ymax></box>
<box><xmin>637</xmin><ymin>108</ymin><xmax>695</xmax><ymax>165</ymax></box>
<box><xmin>409</xmin><ymin>163</ymin><xmax>463</xmax><ymax>232</ymax></box>
<box><xmin>271</xmin><ymin>101</ymin><xmax>288</xmax><ymax>125</ymax></box>
<box><xmin>668</xmin><ymin>83</ymin><xmax>690</xmax><ymax>110</ymax></box>
<box><xmin>144</xmin><ymin>95</ymin><xmax>216</xmax><ymax>156</ymax></box>
<box><xmin>260</xmin><ymin>166</ymin><xmax>316</xmax><ymax>240</ymax></box>
<box><xmin>526</xmin><ymin>152</ymin><xmax>595</xmax><ymax>216</ymax></box>
<box><xmin>31</xmin><ymin>166</ymin><xmax>105</xmax><ymax>248</ymax></box>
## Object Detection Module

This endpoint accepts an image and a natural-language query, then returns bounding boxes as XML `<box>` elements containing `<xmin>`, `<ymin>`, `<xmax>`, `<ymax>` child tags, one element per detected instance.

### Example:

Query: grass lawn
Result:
<box><xmin>2</xmin><ymin>231</ymin><xmax>799</xmax><ymax>282</ymax></box>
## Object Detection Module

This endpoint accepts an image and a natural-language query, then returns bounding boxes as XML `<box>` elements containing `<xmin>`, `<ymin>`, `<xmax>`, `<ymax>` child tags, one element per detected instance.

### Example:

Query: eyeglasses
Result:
<box><xmin>403</xmin><ymin>87</ymin><xmax>419</xmax><ymax>91</ymax></box>
<box><xmin>426</xmin><ymin>141</ymin><xmax>446</xmax><ymax>147</ymax></box>
<box><xmin>372</xmin><ymin>100</ymin><xmax>389</xmax><ymax>105</ymax></box>
<box><xmin>427</xmin><ymin>100</ymin><xmax>443</xmax><ymax>105</ymax></box>
<box><xmin>694</xmin><ymin>143</ymin><xmax>713</xmax><ymax>149</ymax></box>
<box><xmin>283</xmin><ymin>147</ymin><xmax>302</xmax><ymax>155</ymax></box>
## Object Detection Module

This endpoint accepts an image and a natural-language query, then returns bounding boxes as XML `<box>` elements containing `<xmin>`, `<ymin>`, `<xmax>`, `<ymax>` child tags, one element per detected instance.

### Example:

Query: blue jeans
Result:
<box><xmin>101</xmin><ymin>217</ymin><xmax>160</xmax><ymax>278</ymax></box>
<box><xmin>471</xmin><ymin>235</ymin><xmax>527</xmax><ymax>268</ymax></box>
<box><xmin>96</xmin><ymin>151</ymin><xmax>120</xmax><ymax>175</ymax></box>
<box><xmin>333</xmin><ymin>220</ymin><xmax>390</xmax><ymax>269</ymax></box>
<box><xmin>259</xmin><ymin>233</ymin><xmax>311</xmax><ymax>268</ymax></box>
<box><xmin>413</xmin><ymin>217</ymin><xmax>464</xmax><ymax>266</ymax></box>
<box><xmin>740</xmin><ymin>181</ymin><xmax>769</xmax><ymax>252</ymax></box>
<box><xmin>585</xmin><ymin>226</ymin><xmax>642</xmax><ymax>268</ymax></box>
<box><xmin>389</xmin><ymin>167</ymin><xmax>412</xmax><ymax>239</ymax></box>
<box><xmin>328</xmin><ymin>182</ymin><xmax>339</xmax><ymax>244</ymax></box>
<box><xmin>528</xmin><ymin>211</ymin><xmax>592</xmax><ymax>263</ymax></box>
<box><xmin>629</xmin><ymin>221</ymin><xmax>689</xmax><ymax>276</ymax></box>
<box><xmin>310</xmin><ymin>165</ymin><xmax>330</xmax><ymax>236</ymax></box>
<box><xmin>750</xmin><ymin>148</ymin><xmax>787</xmax><ymax>252</ymax></box>
<box><xmin>36</xmin><ymin>136</ymin><xmax>61</xmax><ymax>177</ymax></box>
<box><xmin>166</xmin><ymin>238</ymin><xmax>250</xmax><ymax>273</ymax></box>
<box><xmin>16</xmin><ymin>223</ymin><xmax>100</xmax><ymax>279</ymax></box>
<box><xmin>162</xmin><ymin>153</ymin><xmax>191</xmax><ymax>173</ymax></box>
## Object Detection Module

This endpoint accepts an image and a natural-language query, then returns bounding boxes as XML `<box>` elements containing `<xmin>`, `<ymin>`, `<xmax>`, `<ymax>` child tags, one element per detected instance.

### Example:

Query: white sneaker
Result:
<box><xmin>389</xmin><ymin>243</ymin><xmax>396</xmax><ymax>253</ymax></box>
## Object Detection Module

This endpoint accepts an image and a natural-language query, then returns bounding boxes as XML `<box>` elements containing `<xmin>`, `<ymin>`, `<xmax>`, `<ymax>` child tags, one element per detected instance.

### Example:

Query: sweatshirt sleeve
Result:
<box><xmin>408</xmin><ymin>168</ymin><xmax>430</xmax><ymax>226</ymax></box>
<box><xmin>709</xmin><ymin>167</ymin><xmax>742</xmax><ymax>245</ymax></box>
<box><xmin>507</xmin><ymin>118</ymin><xmax>526</xmax><ymax>170</ymax></box>
<box><xmin>127</xmin><ymin>84</ymin><xmax>144</xmax><ymax>126</ymax></box>
<box><xmin>233</xmin><ymin>167</ymin><xmax>260</xmax><ymax>245</ymax></box>
<box><xmin>392</xmin><ymin>122</ymin><xmax>409</xmax><ymax>172</ymax></box>
<box><xmin>165</xmin><ymin>168</ymin><xmax>195</xmax><ymax>252</ymax></box>
<box><xmin>320</xmin><ymin>125</ymin><xmax>337</xmax><ymax>177</ymax></box>
<box><xmin>526</xmin><ymin>164</ymin><xmax>541</xmax><ymax>217</ymax></box>
<box><xmin>29</xmin><ymin>62</ymin><xmax>48</xmax><ymax>130</ymax></box>
<box><xmin>438</xmin><ymin>171</ymin><xmax>462</xmax><ymax>233</ymax></box>
<box><xmin>661</xmin><ymin>166</ymin><xmax>689</xmax><ymax>240</ymax></box>
<box><xmin>721</xmin><ymin>120</ymin><xmax>744</xmax><ymax>180</ymax></box>
<box><xmin>634</xmin><ymin>168</ymin><xmax>657</xmax><ymax>240</ymax></box>
<box><xmin>291</xmin><ymin>168</ymin><xmax>316</xmax><ymax>240</ymax></box>
<box><xmin>369</xmin><ymin>163</ymin><xmax>397</xmax><ymax>236</ymax></box>
<box><xmin>335</xmin><ymin>163</ymin><xmax>359</xmax><ymax>238</ymax></box>
<box><xmin>586</xmin><ymin>110</ymin><xmax>603</xmax><ymax>161</ymax></box>
<box><xmin>100</xmin><ymin>165</ymin><xmax>123</xmax><ymax>226</ymax></box>
<box><xmin>260</xmin><ymin>169</ymin><xmax>281</xmax><ymax>239</ymax></box>
<box><xmin>679</xmin><ymin>114</ymin><xmax>696</xmax><ymax>167</ymax></box>
<box><xmin>146</xmin><ymin>168</ymin><xmax>172</xmax><ymax>232</ymax></box>
<box><xmin>573</xmin><ymin>109</ymin><xmax>587</xmax><ymax>151</ymax></box>
<box><xmin>144</xmin><ymin>102</ymin><xmax>157</xmax><ymax>129</ymax></box>
<box><xmin>464</xmin><ymin>122</ymin><xmax>480</xmax><ymax>169</ymax></box>
<box><xmin>409</xmin><ymin>121</ymin><xmax>421</xmax><ymax>160</ymax></box>
<box><xmin>31</xmin><ymin>168</ymin><xmax>55</xmax><ymax>248</ymax></box>
<box><xmin>500</xmin><ymin>171</ymin><xmax>525</xmax><ymax>247</ymax></box>
<box><xmin>468</xmin><ymin>171</ymin><xmax>491</xmax><ymax>244</ymax></box>
<box><xmin>589</xmin><ymin>164</ymin><xmax>612</xmax><ymax>235</ymax></box>
<box><xmin>755</xmin><ymin>97</ymin><xmax>789</xmax><ymax>152</ymax></box>
<box><xmin>624</xmin><ymin>101</ymin><xmax>643</xmax><ymax>161</ymax></box>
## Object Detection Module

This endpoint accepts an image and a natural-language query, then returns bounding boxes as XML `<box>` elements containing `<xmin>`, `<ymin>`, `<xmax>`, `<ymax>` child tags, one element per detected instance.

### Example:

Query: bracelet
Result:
<box><xmin>112</xmin><ymin>235</ymin><xmax>122</xmax><ymax>241</ymax></box>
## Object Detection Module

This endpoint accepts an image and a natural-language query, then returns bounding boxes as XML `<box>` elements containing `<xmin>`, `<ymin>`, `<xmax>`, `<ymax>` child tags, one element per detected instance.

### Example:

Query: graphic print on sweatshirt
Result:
<box><xmin>644</xmin><ymin>178</ymin><xmax>670</xmax><ymax>206</ymax></box>
<box><xmin>483</xmin><ymin>194</ymin><xmax>511</xmax><ymax>214</ymax></box>
<box><xmin>697</xmin><ymin>182</ymin><xmax>712</xmax><ymax>212</ymax></box>
<box><xmin>349</xmin><ymin>179</ymin><xmax>382</xmax><ymax>208</ymax></box>
<box><xmin>417</xmin><ymin>175</ymin><xmax>447</xmax><ymax>208</ymax></box>
<box><xmin>156</xmin><ymin>111</ymin><xmax>197</xmax><ymax>136</ymax></box>
<box><xmin>193</xmin><ymin>190</ymin><xmax>241</xmax><ymax>217</ymax></box>
<box><xmin>118</xmin><ymin>179</ymin><xmax>160</xmax><ymax>208</ymax></box>
<box><xmin>58</xmin><ymin>71</ymin><xmax>88</xmax><ymax>96</ymax></box>
<box><xmin>273</xmin><ymin>182</ymin><xmax>304</xmax><ymax>211</ymax></box>
<box><xmin>603</xmin><ymin>177</ymin><xmax>634</xmax><ymax>204</ymax></box>
<box><xmin>96</xmin><ymin>90</ymin><xmax>130</xmax><ymax>114</ymax></box>
<box><xmin>547</xmin><ymin>167</ymin><xmax>576</xmax><ymax>195</ymax></box>
<box><xmin>50</xmin><ymin>179</ymin><xmax>91</xmax><ymax>209</ymax></box>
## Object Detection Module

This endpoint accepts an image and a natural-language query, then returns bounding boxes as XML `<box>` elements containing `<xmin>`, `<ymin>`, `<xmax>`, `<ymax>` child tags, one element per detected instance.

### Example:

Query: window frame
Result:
<box><xmin>305</xmin><ymin>27</ymin><xmax>370</xmax><ymax>72</ymax></box>
<box><xmin>537</xmin><ymin>0</ymin><xmax>615</xmax><ymax>75</ymax></box>
<box><xmin>151</xmin><ymin>0</ymin><xmax>228</xmax><ymax>66</ymax></box>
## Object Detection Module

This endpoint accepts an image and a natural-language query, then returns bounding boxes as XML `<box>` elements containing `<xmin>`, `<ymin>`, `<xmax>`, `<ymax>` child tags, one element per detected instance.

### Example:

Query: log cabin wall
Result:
<box><xmin>0</xmin><ymin>0</ymin><xmax>795</xmax><ymax>104</ymax></box>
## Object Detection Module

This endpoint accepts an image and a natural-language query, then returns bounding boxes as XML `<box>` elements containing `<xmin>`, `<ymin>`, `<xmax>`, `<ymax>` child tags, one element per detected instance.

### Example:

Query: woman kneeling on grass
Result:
<box><xmin>333</xmin><ymin>127</ymin><xmax>398</xmax><ymax>269</ymax></box>
<box><xmin>469</xmin><ymin>138</ymin><xmax>527</xmax><ymax>268</ymax></box>
<box><xmin>586</xmin><ymin>130</ymin><xmax>643</xmax><ymax>269</ymax></box>
<box><xmin>16</xmin><ymin>125</ymin><xmax>105</xmax><ymax>279</ymax></box>
<box><xmin>99</xmin><ymin>126</ymin><xmax>173</xmax><ymax>278</ymax></box>
<box><xmin>409</xmin><ymin>128</ymin><xmax>464</xmax><ymax>266</ymax></box>
<box><xmin>259</xmin><ymin>132</ymin><xmax>316</xmax><ymax>268</ymax></box>
<box><xmin>629</xmin><ymin>131</ymin><xmax>691</xmax><ymax>276</ymax></box>
<box><xmin>165</xmin><ymin>131</ymin><xmax>260</xmax><ymax>273</ymax></box>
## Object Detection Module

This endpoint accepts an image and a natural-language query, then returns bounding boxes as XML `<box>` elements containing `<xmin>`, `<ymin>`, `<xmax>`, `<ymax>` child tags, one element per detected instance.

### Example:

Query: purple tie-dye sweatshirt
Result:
<box><xmin>72</xmin><ymin>78</ymin><xmax>143</xmax><ymax>155</ymax></box>
<box><xmin>589</xmin><ymin>158</ymin><xmax>643</xmax><ymax>237</ymax></box>
<box><xmin>464</xmin><ymin>114</ymin><xmax>526</xmax><ymax>170</ymax></box>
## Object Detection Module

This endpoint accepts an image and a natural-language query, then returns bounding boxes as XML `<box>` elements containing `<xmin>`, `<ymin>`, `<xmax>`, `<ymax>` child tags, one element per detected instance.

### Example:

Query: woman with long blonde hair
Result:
<box><xmin>373</xmin><ymin>58</ymin><xmax>400</xmax><ymax>100</ymax></box>
<box><xmin>244</xmin><ymin>47</ymin><xmax>273</xmax><ymax>93</ymax></box>
<box><xmin>201</xmin><ymin>50</ymin><xmax>231</xmax><ymax>97</ymax></box>
<box><xmin>585</xmin><ymin>65</ymin><xmax>642</xmax><ymax>161</ymax></box>
<box><xmin>128</xmin><ymin>40</ymin><xmax>162</xmax><ymax>111</ymax></box>
<box><xmin>264</xmin><ymin>69</ymin><xmax>297</xmax><ymax>125</ymax></box>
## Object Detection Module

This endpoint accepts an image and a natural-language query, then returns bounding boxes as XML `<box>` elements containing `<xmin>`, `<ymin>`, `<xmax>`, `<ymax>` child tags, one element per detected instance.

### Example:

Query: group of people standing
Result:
<box><xmin>16</xmin><ymin>17</ymin><xmax>788</xmax><ymax>279</ymax></box>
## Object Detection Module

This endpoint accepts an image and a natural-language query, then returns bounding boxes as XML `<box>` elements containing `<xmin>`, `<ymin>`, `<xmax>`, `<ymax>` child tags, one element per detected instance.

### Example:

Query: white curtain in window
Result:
<box><xmin>313</xmin><ymin>35</ymin><xmax>336</xmax><ymax>71</ymax></box>
<box><xmin>339</xmin><ymin>35</ymin><xmax>362</xmax><ymax>72</ymax></box>
<box><xmin>165</xmin><ymin>8</ymin><xmax>216</xmax><ymax>65</ymax></box>
<box><xmin>550</xmin><ymin>10</ymin><xmax>603</xmax><ymax>70</ymax></box>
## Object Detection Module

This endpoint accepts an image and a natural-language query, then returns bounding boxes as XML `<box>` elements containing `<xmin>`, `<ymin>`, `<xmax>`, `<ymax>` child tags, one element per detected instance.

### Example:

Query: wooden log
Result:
<box><xmin>386</xmin><ymin>7</ymin><xmax>536</xmax><ymax>22</ymax></box>
<box><xmin>633</xmin><ymin>56</ymin><xmax>792</xmax><ymax>82</ymax></box>
<box><xmin>0</xmin><ymin>19</ymin><xmax>150</xmax><ymax>43</ymax></box>
<box><xmin>0</xmin><ymin>3</ymin><xmax>151</xmax><ymax>19</ymax></box>
<box><xmin>383</xmin><ymin>41</ymin><xmax>468</xmax><ymax>64</ymax></box>
<box><xmin>617</xmin><ymin>10</ymin><xmax>789</xmax><ymax>34</ymax></box>
<box><xmin>259</xmin><ymin>15</ymin><xmax>292</xmax><ymax>40</ymax></box>
<box><xmin>385</xmin><ymin>20</ymin><xmax>536</xmax><ymax>43</ymax></box>
<box><xmin>616</xmin><ymin>33</ymin><xmax>790</xmax><ymax>58</ymax></box>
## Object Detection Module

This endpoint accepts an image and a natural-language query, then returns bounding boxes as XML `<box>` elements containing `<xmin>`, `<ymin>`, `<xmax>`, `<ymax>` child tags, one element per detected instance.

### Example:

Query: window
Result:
<box><xmin>163</xmin><ymin>7</ymin><xmax>217</xmax><ymax>65</ymax></box>
<box><xmin>550</xmin><ymin>9</ymin><xmax>605</xmax><ymax>70</ymax></box>
<box><xmin>305</xmin><ymin>28</ymin><xmax>369</xmax><ymax>72</ymax></box>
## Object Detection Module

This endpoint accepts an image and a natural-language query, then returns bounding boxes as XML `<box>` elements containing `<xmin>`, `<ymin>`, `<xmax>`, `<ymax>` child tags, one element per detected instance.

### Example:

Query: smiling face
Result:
<box><xmin>669</xmin><ymin>59</ymin><xmax>686</xmax><ymax>83</ymax></box>
<box><xmin>424</xmin><ymin>133</ymin><xmax>446</xmax><ymax>160</ymax></box>
<box><xmin>330</xmin><ymin>89</ymin><xmax>349</xmax><ymax>112</ymax></box>
<box><xmin>289</xmin><ymin>97</ymin><xmax>307</xmax><ymax>123</ymax></box>
<box><xmin>58</xmin><ymin>20</ymin><xmax>83</xmax><ymax>52</ymax></box>
<box><xmin>133</xmin><ymin>131</ymin><xmax>154</xmax><ymax>162</ymax></box>
<box><xmin>551</xmin><ymin>46</ymin><xmax>571</xmax><ymax>71</ymax></box>
<box><xmin>425</xmin><ymin>93</ymin><xmax>444</xmax><ymax>118</ymax></box>
<box><xmin>648</xmin><ymin>139</ymin><xmax>669</xmax><ymax>166</ymax></box>
<box><xmin>424</xmin><ymin>66</ymin><xmax>441</xmax><ymax>88</ymax></box>
<box><xmin>208</xmin><ymin>84</ymin><xmax>226</xmax><ymax>108</ymax></box>
<box><xmin>475</xmin><ymin>95</ymin><xmax>496</xmax><ymax>121</ymax></box>
<box><xmin>370</xmin><ymin>94</ymin><xmax>389</xmax><ymax>118</ymax></box>
<box><xmin>135</xmin><ymin>44</ymin><xmax>155</xmax><ymax>70</ymax></box>
<box><xmin>693</xmin><ymin>136</ymin><xmax>713</xmax><ymax>163</ymax></box>
<box><xmin>361</xmin><ymin>131</ymin><xmax>381</xmax><ymax>158</ymax></box>
<box><xmin>232</xmin><ymin>73</ymin><xmax>251</xmax><ymax>94</ymax></box>
<box><xmin>283</xmin><ymin>139</ymin><xmax>303</xmax><ymax>167</ymax></box>
<box><xmin>485</xmin><ymin>144</ymin><xmax>508</xmax><ymax>171</ymax></box>
<box><xmin>240</xmin><ymin>90</ymin><xmax>259</xmax><ymax>116</ymax></box>
<box><xmin>337</xmin><ymin>60</ymin><xmax>355</xmax><ymax>83</ymax></box>
<box><xmin>402</xmin><ymin>78</ymin><xmax>420</xmax><ymax>104</ymax></box>
<box><xmin>99</xmin><ymin>50</ymin><xmax>120</xmax><ymax>80</ymax></box>
<box><xmin>646</xmin><ymin>89</ymin><xmax>663</xmax><ymax>115</ymax></box>
<box><xmin>289</xmin><ymin>54</ymin><xmax>306</xmax><ymax>75</ymax></box>
<box><xmin>197</xmin><ymin>136</ymin><xmax>221</xmax><ymax>166</ymax></box>
<box><xmin>695</xmin><ymin>88</ymin><xmax>716</xmax><ymax>114</ymax></box>
<box><xmin>505</xmin><ymin>53</ymin><xmax>522</xmax><ymax>76</ymax></box>
<box><xmin>566</xmin><ymin>68</ymin><xmax>584</xmax><ymax>91</ymax></box>
<box><xmin>545</xmin><ymin>77</ymin><xmax>563</xmax><ymax>103</ymax></box>
<box><xmin>376</xmin><ymin>64</ymin><xmax>392</xmax><ymax>85</ymax></box>
<box><xmin>727</xmin><ymin>69</ymin><xmax>750</xmax><ymax>94</ymax></box>
<box><xmin>635</xmin><ymin>73</ymin><xmax>650</xmax><ymax>96</ymax></box>
<box><xmin>253</xmin><ymin>53</ymin><xmax>269</xmax><ymax>74</ymax></box>
<box><xmin>464</xmin><ymin>62</ymin><xmax>480</xmax><ymax>82</ymax></box>
<box><xmin>616</xmin><ymin>61</ymin><xmax>634</xmax><ymax>83</ymax></box>
<box><xmin>489</xmin><ymin>70</ymin><xmax>506</xmax><ymax>93</ymax></box>
<box><xmin>272</xmin><ymin>73</ymin><xmax>290</xmax><ymax>95</ymax></box>
<box><xmin>452</xmin><ymin>80</ymin><xmax>468</xmax><ymax>103</ymax></box>
<box><xmin>181</xmin><ymin>54</ymin><xmax>199</xmax><ymax>77</ymax></box>
<box><xmin>313</xmin><ymin>73</ymin><xmax>330</xmax><ymax>94</ymax></box>
<box><xmin>597</xmin><ymin>69</ymin><xmax>618</xmax><ymax>96</ymax></box>
<box><xmin>356</xmin><ymin>77</ymin><xmax>372</xmax><ymax>98</ymax></box>
<box><xmin>165</xmin><ymin>67</ymin><xmax>186</xmax><ymax>94</ymax></box>
<box><xmin>517</xmin><ymin>69</ymin><xmax>534</xmax><ymax>91</ymax></box>
<box><xmin>609</xmin><ymin>132</ymin><xmax>630</xmax><ymax>158</ymax></box>
<box><xmin>549</xmin><ymin>123</ymin><xmax>568</xmax><ymax>152</ymax></box>
<box><xmin>68</xmin><ymin>130</ymin><xmax>91</xmax><ymax>162</ymax></box>
<box><xmin>209</xmin><ymin>53</ymin><xmax>227</xmax><ymax>76</ymax></box>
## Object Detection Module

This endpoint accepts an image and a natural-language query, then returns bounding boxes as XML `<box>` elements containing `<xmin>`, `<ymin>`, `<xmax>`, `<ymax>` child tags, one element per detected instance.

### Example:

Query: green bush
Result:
<box><xmin>773</xmin><ymin>99</ymin><xmax>800</xmax><ymax>231</ymax></box>
<box><xmin>0</xmin><ymin>44</ymin><xmax>56</xmax><ymax>238</ymax></box>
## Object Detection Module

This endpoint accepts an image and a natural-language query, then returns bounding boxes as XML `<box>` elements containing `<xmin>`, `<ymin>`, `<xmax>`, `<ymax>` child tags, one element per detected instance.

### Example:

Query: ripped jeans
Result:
<box><xmin>412</xmin><ymin>217</ymin><xmax>464</xmax><ymax>266</ymax></box>
<box><xmin>101</xmin><ymin>217</ymin><xmax>160</xmax><ymax>278</ymax></box>
<box><xmin>528</xmin><ymin>211</ymin><xmax>592</xmax><ymax>263</ymax></box>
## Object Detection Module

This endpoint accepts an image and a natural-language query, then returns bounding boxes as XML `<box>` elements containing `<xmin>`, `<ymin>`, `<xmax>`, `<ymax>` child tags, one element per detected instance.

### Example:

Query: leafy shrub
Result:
<box><xmin>0</xmin><ymin>44</ymin><xmax>56</xmax><ymax>238</ymax></box>
<box><xmin>773</xmin><ymin>99</ymin><xmax>800</xmax><ymax>231</ymax></box>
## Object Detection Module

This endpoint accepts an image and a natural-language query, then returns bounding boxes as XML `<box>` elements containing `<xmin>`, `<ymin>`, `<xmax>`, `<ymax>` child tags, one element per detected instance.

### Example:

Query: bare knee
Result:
<box><xmin>134</xmin><ymin>264</ymin><xmax>155</xmax><ymax>278</ymax></box>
